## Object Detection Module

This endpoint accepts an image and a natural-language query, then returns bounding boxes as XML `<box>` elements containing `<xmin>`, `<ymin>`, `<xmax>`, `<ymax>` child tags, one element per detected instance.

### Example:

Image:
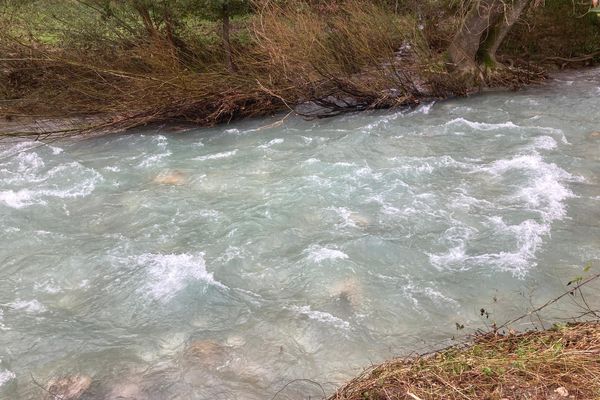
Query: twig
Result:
<box><xmin>498</xmin><ymin>273</ymin><xmax>600</xmax><ymax>330</ymax></box>
<box><xmin>30</xmin><ymin>373</ymin><xmax>62</xmax><ymax>400</ymax></box>
<box><xmin>270</xmin><ymin>378</ymin><xmax>326</xmax><ymax>400</ymax></box>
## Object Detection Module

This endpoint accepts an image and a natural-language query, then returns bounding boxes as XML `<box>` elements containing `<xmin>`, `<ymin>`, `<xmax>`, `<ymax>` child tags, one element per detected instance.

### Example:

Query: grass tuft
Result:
<box><xmin>329</xmin><ymin>322</ymin><xmax>600</xmax><ymax>400</ymax></box>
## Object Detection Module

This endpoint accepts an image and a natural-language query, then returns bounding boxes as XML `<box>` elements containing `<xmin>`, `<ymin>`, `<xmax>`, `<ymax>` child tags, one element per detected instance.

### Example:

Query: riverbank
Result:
<box><xmin>1</xmin><ymin>0</ymin><xmax>599</xmax><ymax>137</ymax></box>
<box><xmin>329</xmin><ymin>321</ymin><xmax>600</xmax><ymax>400</ymax></box>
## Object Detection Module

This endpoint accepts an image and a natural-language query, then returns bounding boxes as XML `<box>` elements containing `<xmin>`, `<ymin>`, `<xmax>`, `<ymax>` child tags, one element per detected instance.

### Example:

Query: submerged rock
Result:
<box><xmin>108</xmin><ymin>380</ymin><xmax>142</xmax><ymax>399</ymax></box>
<box><xmin>44</xmin><ymin>375</ymin><xmax>91</xmax><ymax>400</ymax></box>
<box><xmin>183</xmin><ymin>340</ymin><xmax>227</xmax><ymax>366</ymax></box>
<box><xmin>153</xmin><ymin>170</ymin><xmax>186</xmax><ymax>185</ymax></box>
<box><xmin>348</xmin><ymin>213</ymin><xmax>371</xmax><ymax>228</ymax></box>
<box><xmin>329</xmin><ymin>277</ymin><xmax>363</xmax><ymax>309</ymax></box>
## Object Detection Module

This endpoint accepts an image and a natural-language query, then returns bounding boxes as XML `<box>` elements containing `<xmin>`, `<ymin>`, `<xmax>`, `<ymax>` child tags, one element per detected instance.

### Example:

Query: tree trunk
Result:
<box><xmin>163</xmin><ymin>7</ymin><xmax>178</xmax><ymax>50</ymax></box>
<box><xmin>222</xmin><ymin>8</ymin><xmax>237</xmax><ymax>73</ymax></box>
<box><xmin>447</xmin><ymin>0</ymin><xmax>504</xmax><ymax>73</ymax></box>
<box><xmin>132</xmin><ymin>1</ymin><xmax>161</xmax><ymax>44</ymax></box>
<box><xmin>479</xmin><ymin>0</ymin><xmax>530</xmax><ymax>67</ymax></box>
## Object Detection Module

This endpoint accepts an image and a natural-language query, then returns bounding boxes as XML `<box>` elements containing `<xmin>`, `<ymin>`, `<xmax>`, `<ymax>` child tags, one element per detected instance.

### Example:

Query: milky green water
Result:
<box><xmin>0</xmin><ymin>69</ymin><xmax>599</xmax><ymax>399</ymax></box>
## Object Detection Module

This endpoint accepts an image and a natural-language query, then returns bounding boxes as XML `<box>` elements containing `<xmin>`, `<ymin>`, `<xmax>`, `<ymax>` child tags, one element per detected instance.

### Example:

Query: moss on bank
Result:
<box><xmin>329</xmin><ymin>322</ymin><xmax>600</xmax><ymax>400</ymax></box>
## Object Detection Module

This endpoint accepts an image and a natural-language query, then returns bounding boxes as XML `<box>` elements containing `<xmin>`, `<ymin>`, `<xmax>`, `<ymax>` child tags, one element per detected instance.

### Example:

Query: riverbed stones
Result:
<box><xmin>44</xmin><ymin>375</ymin><xmax>91</xmax><ymax>400</ymax></box>
<box><xmin>329</xmin><ymin>277</ymin><xmax>363</xmax><ymax>309</ymax></box>
<box><xmin>109</xmin><ymin>380</ymin><xmax>142</xmax><ymax>399</ymax></box>
<box><xmin>183</xmin><ymin>340</ymin><xmax>227</xmax><ymax>366</ymax></box>
<box><xmin>348</xmin><ymin>213</ymin><xmax>371</xmax><ymax>228</ymax></box>
<box><xmin>153</xmin><ymin>170</ymin><xmax>186</xmax><ymax>185</ymax></box>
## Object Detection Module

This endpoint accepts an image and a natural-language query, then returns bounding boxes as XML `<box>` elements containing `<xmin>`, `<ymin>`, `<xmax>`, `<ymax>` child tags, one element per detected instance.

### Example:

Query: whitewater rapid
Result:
<box><xmin>0</xmin><ymin>69</ymin><xmax>599</xmax><ymax>399</ymax></box>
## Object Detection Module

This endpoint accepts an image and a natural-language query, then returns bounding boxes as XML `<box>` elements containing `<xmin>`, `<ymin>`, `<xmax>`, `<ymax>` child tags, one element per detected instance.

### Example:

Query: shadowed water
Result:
<box><xmin>0</xmin><ymin>69</ymin><xmax>599</xmax><ymax>399</ymax></box>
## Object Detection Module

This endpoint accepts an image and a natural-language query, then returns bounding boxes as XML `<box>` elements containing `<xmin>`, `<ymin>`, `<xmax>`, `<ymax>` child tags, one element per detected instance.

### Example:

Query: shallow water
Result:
<box><xmin>0</xmin><ymin>69</ymin><xmax>599</xmax><ymax>399</ymax></box>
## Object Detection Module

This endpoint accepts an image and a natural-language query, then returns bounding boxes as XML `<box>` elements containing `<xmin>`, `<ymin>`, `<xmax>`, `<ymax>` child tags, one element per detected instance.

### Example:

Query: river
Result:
<box><xmin>0</xmin><ymin>69</ymin><xmax>599</xmax><ymax>399</ymax></box>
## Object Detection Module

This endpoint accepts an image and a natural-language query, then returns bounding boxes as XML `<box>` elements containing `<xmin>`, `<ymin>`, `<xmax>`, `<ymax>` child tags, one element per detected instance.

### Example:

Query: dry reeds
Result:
<box><xmin>0</xmin><ymin>0</ymin><xmax>447</xmax><ymax>134</ymax></box>
<box><xmin>252</xmin><ymin>0</ymin><xmax>434</xmax><ymax>115</ymax></box>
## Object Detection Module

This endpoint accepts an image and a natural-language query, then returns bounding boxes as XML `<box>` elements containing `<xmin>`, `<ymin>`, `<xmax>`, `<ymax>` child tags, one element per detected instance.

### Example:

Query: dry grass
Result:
<box><xmin>0</xmin><ymin>39</ymin><xmax>282</xmax><ymax>131</ymax></box>
<box><xmin>0</xmin><ymin>0</ymin><xmax>451</xmax><ymax>133</ymax></box>
<box><xmin>329</xmin><ymin>322</ymin><xmax>600</xmax><ymax>400</ymax></box>
<box><xmin>252</xmin><ymin>0</ymin><xmax>439</xmax><ymax>114</ymax></box>
<box><xmin>0</xmin><ymin>0</ymin><xmax>598</xmax><ymax>135</ymax></box>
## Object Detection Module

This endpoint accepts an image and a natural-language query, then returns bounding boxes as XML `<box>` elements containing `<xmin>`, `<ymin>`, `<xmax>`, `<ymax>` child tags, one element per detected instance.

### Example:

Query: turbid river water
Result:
<box><xmin>0</xmin><ymin>69</ymin><xmax>599</xmax><ymax>399</ymax></box>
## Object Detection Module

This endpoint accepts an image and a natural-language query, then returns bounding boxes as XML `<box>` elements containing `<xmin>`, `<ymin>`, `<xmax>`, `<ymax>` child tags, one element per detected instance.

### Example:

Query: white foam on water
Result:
<box><xmin>0</xmin><ymin>369</ymin><xmax>15</xmax><ymax>387</ymax></box>
<box><xmin>412</xmin><ymin>101</ymin><xmax>435</xmax><ymax>115</ymax></box>
<box><xmin>0</xmin><ymin>141</ymin><xmax>39</xmax><ymax>159</ymax></box>
<box><xmin>135</xmin><ymin>253</ymin><xmax>226</xmax><ymax>302</ymax></box>
<box><xmin>137</xmin><ymin>151</ymin><xmax>172</xmax><ymax>168</ymax></box>
<box><xmin>445</xmin><ymin>118</ymin><xmax>519</xmax><ymax>131</ymax></box>
<box><xmin>303</xmin><ymin>158</ymin><xmax>320</xmax><ymax>165</ymax></box>
<box><xmin>306</xmin><ymin>246</ymin><xmax>349</xmax><ymax>263</ymax></box>
<box><xmin>193</xmin><ymin>149</ymin><xmax>238</xmax><ymax>161</ymax></box>
<box><xmin>0</xmin><ymin>310</ymin><xmax>7</xmax><ymax>331</ymax></box>
<box><xmin>431</xmin><ymin>145</ymin><xmax>579</xmax><ymax>275</ymax></box>
<box><xmin>389</xmin><ymin>160</ymin><xmax>435</xmax><ymax>174</ymax></box>
<box><xmin>0</xmin><ymin>174</ymin><xmax>101</xmax><ymax>209</ymax></box>
<box><xmin>485</xmin><ymin>153</ymin><xmax>543</xmax><ymax>174</ymax></box>
<box><xmin>34</xmin><ymin>280</ymin><xmax>62</xmax><ymax>294</ymax></box>
<box><xmin>259</xmin><ymin>138</ymin><xmax>284</xmax><ymax>149</ymax></box>
<box><xmin>332</xmin><ymin>207</ymin><xmax>356</xmax><ymax>227</ymax></box>
<box><xmin>0</xmin><ymin>146</ymin><xmax>102</xmax><ymax>208</ymax></box>
<box><xmin>50</xmin><ymin>145</ymin><xmax>63</xmax><ymax>155</ymax></box>
<box><xmin>486</xmin><ymin>153</ymin><xmax>579</xmax><ymax>221</ymax></box>
<box><xmin>1</xmin><ymin>152</ymin><xmax>46</xmax><ymax>185</ymax></box>
<box><xmin>7</xmin><ymin>299</ymin><xmax>47</xmax><ymax>313</ymax></box>
<box><xmin>361</xmin><ymin>114</ymin><xmax>398</xmax><ymax>132</ymax></box>
<box><xmin>389</xmin><ymin>155</ymin><xmax>472</xmax><ymax>175</ymax></box>
<box><xmin>153</xmin><ymin>135</ymin><xmax>168</xmax><ymax>148</ymax></box>
<box><xmin>477</xmin><ymin>217</ymin><xmax>550</xmax><ymax>272</ymax></box>
<box><xmin>355</xmin><ymin>165</ymin><xmax>383</xmax><ymax>180</ymax></box>
<box><xmin>429</xmin><ymin>245</ymin><xmax>468</xmax><ymax>269</ymax></box>
<box><xmin>304</xmin><ymin>175</ymin><xmax>332</xmax><ymax>187</ymax></box>
<box><xmin>218</xmin><ymin>246</ymin><xmax>244</xmax><ymax>264</ymax></box>
<box><xmin>333</xmin><ymin>161</ymin><xmax>357</xmax><ymax>167</ymax></box>
<box><xmin>518</xmin><ymin>170</ymin><xmax>575</xmax><ymax>221</ymax></box>
<box><xmin>531</xmin><ymin>135</ymin><xmax>558</xmax><ymax>150</ymax></box>
<box><xmin>450</xmin><ymin>190</ymin><xmax>492</xmax><ymax>211</ymax></box>
<box><xmin>400</xmin><ymin>278</ymin><xmax>459</xmax><ymax>310</ymax></box>
<box><xmin>0</xmin><ymin>190</ymin><xmax>38</xmax><ymax>208</ymax></box>
<box><xmin>291</xmin><ymin>305</ymin><xmax>350</xmax><ymax>330</ymax></box>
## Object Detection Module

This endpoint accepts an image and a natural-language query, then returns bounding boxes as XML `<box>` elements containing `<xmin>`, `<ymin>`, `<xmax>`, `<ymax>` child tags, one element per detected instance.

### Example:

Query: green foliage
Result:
<box><xmin>191</xmin><ymin>0</ymin><xmax>250</xmax><ymax>19</ymax></box>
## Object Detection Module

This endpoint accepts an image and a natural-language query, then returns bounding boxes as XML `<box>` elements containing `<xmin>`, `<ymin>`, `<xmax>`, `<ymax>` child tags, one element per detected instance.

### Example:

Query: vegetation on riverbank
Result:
<box><xmin>328</xmin><ymin>322</ymin><xmax>600</xmax><ymax>400</ymax></box>
<box><xmin>1</xmin><ymin>0</ymin><xmax>600</xmax><ymax>134</ymax></box>
<box><xmin>326</xmin><ymin>271</ymin><xmax>600</xmax><ymax>400</ymax></box>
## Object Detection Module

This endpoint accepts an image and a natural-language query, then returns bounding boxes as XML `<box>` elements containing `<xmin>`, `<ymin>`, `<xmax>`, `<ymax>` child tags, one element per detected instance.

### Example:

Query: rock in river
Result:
<box><xmin>44</xmin><ymin>375</ymin><xmax>91</xmax><ymax>400</ymax></box>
